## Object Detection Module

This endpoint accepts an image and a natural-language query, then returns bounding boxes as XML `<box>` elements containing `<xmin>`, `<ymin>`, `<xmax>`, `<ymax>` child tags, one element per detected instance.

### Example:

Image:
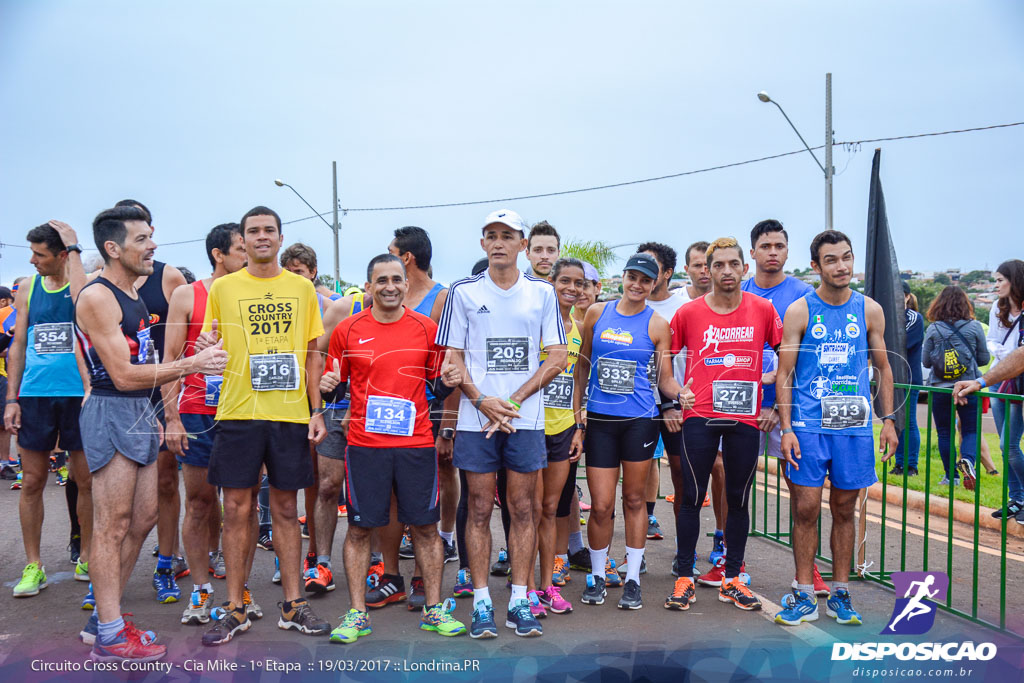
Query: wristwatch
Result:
<box><xmin>574</xmin><ymin>423</ymin><xmax>586</xmax><ymax>431</ymax></box>
<box><xmin>881</xmin><ymin>414</ymin><xmax>897</xmax><ymax>423</ymax></box>
<box><xmin>659</xmin><ymin>399</ymin><xmax>681</xmax><ymax>413</ymax></box>
<box><xmin>65</xmin><ymin>243</ymin><xmax>83</xmax><ymax>254</ymax></box>
<box><xmin>440</xmin><ymin>427</ymin><xmax>455</xmax><ymax>440</ymax></box>
<box><xmin>781</xmin><ymin>427</ymin><xmax>794</xmax><ymax>435</ymax></box>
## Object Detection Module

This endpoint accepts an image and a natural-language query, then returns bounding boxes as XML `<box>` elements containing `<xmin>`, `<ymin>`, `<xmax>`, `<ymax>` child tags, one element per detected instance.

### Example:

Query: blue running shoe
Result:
<box><xmin>453</xmin><ymin>568</ymin><xmax>473</xmax><ymax>598</ymax></box>
<box><xmin>506</xmin><ymin>598</ymin><xmax>543</xmax><ymax>637</ymax></box>
<box><xmin>692</xmin><ymin>552</ymin><xmax>699</xmax><ymax>577</ymax></box>
<box><xmin>154</xmin><ymin>568</ymin><xmax>181</xmax><ymax>604</ymax></box>
<box><xmin>826</xmin><ymin>589</ymin><xmax>862</xmax><ymax>625</ymax></box>
<box><xmin>82</xmin><ymin>583</ymin><xmax>95</xmax><ymax>610</ymax></box>
<box><xmin>80</xmin><ymin>612</ymin><xmax>99</xmax><ymax>645</ymax></box>
<box><xmin>774</xmin><ymin>589</ymin><xmax>818</xmax><ymax>626</ymax></box>
<box><xmin>470</xmin><ymin>600</ymin><xmax>498</xmax><ymax>639</ymax></box>
<box><xmin>709</xmin><ymin>532</ymin><xmax>725</xmax><ymax>565</ymax></box>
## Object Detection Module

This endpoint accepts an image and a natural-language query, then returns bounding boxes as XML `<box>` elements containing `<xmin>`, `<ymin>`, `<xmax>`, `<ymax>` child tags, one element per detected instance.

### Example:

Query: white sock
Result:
<box><xmin>625</xmin><ymin>546</ymin><xmax>644</xmax><ymax>584</ymax></box>
<box><xmin>193</xmin><ymin>583</ymin><xmax>204</xmax><ymax>593</ymax></box>
<box><xmin>202</xmin><ymin>583</ymin><xmax>213</xmax><ymax>593</ymax></box>
<box><xmin>589</xmin><ymin>546</ymin><xmax>608</xmax><ymax>580</ymax></box>
<box><xmin>568</xmin><ymin>531</ymin><xmax>584</xmax><ymax>555</ymax></box>
<box><xmin>509</xmin><ymin>584</ymin><xmax>527</xmax><ymax>609</ymax></box>
<box><xmin>473</xmin><ymin>586</ymin><xmax>491</xmax><ymax>606</ymax></box>
<box><xmin>439</xmin><ymin>529</ymin><xmax>454</xmax><ymax>544</ymax></box>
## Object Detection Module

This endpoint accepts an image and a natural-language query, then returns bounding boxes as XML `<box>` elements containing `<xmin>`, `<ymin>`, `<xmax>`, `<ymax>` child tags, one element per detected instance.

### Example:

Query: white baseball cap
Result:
<box><xmin>481</xmin><ymin>209</ymin><xmax>528</xmax><ymax>235</ymax></box>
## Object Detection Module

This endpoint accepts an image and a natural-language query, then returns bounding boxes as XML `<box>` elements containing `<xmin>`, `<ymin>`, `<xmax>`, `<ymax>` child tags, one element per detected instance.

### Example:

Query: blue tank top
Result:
<box><xmin>586</xmin><ymin>303</ymin><xmax>656</xmax><ymax>418</ymax></box>
<box><xmin>792</xmin><ymin>291</ymin><xmax>873</xmax><ymax>436</ymax></box>
<box><xmin>324</xmin><ymin>292</ymin><xmax>367</xmax><ymax>410</ymax></box>
<box><xmin>21</xmin><ymin>274</ymin><xmax>85</xmax><ymax>397</ymax></box>
<box><xmin>415</xmin><ymin>283</ymin><xmax>445</xmax><ymax>402</ymax></box>
<box><xmin>76</xmin><ymin>277</ymin><xmax>154</xmax><ymax>399</ymax></box>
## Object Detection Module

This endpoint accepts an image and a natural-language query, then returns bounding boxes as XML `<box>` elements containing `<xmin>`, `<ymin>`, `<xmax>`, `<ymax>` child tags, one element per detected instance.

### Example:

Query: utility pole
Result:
<box><xmin>332</xmin><ymin>160</ymin><xmax>340</xmax><ymax>289</ymax></box>
<box><xmin>825</xmin><ymin>73</ymin><xmax>834</xmax><ymax>230</ymax></box>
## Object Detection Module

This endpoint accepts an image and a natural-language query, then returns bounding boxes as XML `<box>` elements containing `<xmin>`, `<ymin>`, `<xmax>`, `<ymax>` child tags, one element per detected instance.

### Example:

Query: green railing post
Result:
<box><xmin>946</xmin><ymin>392</ymin><xmax>955</xmax><ymax>609</ymax></box>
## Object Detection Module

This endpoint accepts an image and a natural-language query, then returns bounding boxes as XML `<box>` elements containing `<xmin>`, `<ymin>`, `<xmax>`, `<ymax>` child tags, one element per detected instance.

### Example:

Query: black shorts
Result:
<box><xmin>545</xmin><ymin>426</ymin><xmax>574</xmax><ymax>464</ymax></box>
<box><xmin>17</xmin><ymin>396</ymin><xmax>83</xmax><ymax>452</ymax></box>
<box><xmin>208</xmin><ymin>420</ymin><xmax>314</xmax><ymax>490</ymax></box>
<box><xmin>346</xmin><ymin>445</ymin><xmax>439</xmax><ymax>529</ymax></box>
<box><xmin>584</xmin><ymin>412</ymin><xmax>658</xmax><ymax>468</ymax></box>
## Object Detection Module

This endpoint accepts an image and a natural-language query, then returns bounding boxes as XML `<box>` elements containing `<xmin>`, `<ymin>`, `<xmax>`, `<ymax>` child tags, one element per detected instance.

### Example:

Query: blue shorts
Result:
<box><xmin>177</xmin><ymin>413</ymin><xmax>216</xmax><ymax>468</ymax></box>
<box><xmin>453</xmin><ymin>429</ymin><xmax>546</xmax><ymax>474</ymax></box>
<box><xmin>786</xmin><ymin>432</ymin><xmax>877</xmax><ymax>490</ymax></box>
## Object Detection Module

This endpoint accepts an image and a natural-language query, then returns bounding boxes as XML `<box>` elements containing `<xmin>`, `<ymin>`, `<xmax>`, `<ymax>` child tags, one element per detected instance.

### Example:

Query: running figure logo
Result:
<box><xmin>882</xmin><ymin>571</ymin><xmax>949</xmax><ymax>635</ymax></box>
<box><xmin>699</xmin><ymin>325</ymin><xmax>720</xmax><ymax>354</ymax></box>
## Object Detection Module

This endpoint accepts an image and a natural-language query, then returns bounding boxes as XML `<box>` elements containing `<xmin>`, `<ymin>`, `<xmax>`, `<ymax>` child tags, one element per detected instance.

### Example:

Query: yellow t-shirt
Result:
<box><xmin>541</xmin><ymin>315</ymin><xmax>582</xmax><ymax>435</ymax></box>
<box><xmin>202</xmin><ymin>268</ymin><xmax>324</xmax><ymax>423</ymax></box>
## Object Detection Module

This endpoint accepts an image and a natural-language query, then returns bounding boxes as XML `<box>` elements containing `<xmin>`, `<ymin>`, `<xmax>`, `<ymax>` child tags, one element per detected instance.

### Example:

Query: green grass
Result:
<box><xmin>872</xmin><ymin>424</ymin><xmax>1009</xmax><ymax>510</ymax></box>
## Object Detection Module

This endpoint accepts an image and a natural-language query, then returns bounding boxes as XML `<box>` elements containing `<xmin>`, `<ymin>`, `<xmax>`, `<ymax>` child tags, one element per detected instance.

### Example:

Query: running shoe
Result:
<box><xmin>604</xmin><ymin>558</ymin><xmax>623</xmax><ymax>587</ymax></box>
<box><xmin>665</xmin><ymin>493</ymin><xmax>675</xmax><ymax>503</ymax></box>
<box><xmin>957</xmin><ymin>458</ymin><xmax>978</xmax><ymax>492</ymax></box>
<box><xmin>68</xmin><ymin>534</ymin><xmax>82</xmax><ymax>565</ymax></box>
<box><xmin>82</xmin><ymin>583</ymin><xmax>95</xmax><ymax>610</ymax></box>
<box><xmin>647</xmin><ymin>515</ymin><xmax>664</xmax><ymax>540</ymax></box>
<box><xmin>698</xmin><ymin>556</ymin><xmax>747</xmax><ymax>587</ymax></box>
<box><xmin>408</xmin><ymin>576</ymin><xmax>426</xmax><ymax>611</ymax></box>
<box><xmin>243</xmin><ymin>587</ymin><xmax>263</xmax><ymax>619</ymax></box>
<box><xmin>825</xmin><ymin>589</ymin><xmax>862</xmax><ymax>625</ymax></box>
<box><xmin>993</xmin><ymin>500</ymin><xmax>1024</xmax><ymax>519</ymax></box>
<box><xmin>303</xmin><ymin>552</ymin><xmax>317</xmax><ymax>577</ymax></box>
<box><xmin>618</xmin><ymin>579</ymin><xmax>643</xmax><ymax>610</ymax></box>
<box><xmin>154</xmin><ymin>568</ymin><xmax>181</xmax><ymax>603</ymax></box>
<box><xmin>80</xmin><ymin>612</ymin><xmax>99</xmax><ymax>644</ymax></box>
<box><xmin>443</xmin><ymin>539</ymin><xmax>457</xmax><ymax>564</ymax></box>
<box><xmin>208</xmin><ymin>550</ymin><xmax>226</xmax><ymax>579</ymax></box>
<box><xmin>551</xmin><ymin>557</ymin><xmax>571</xmax><ymax>586</ymax></box>
<box><xmin>702</xmin><ymin>492</ymin><xmax>710</xmax><ymax>507</ymax></box>
<box><xmin>719</xmin><ymin>577</ymin><xmax>761</xmax><ymax>611</ymax></box>
<box><xmin>306</xmin><ymin>562</ymin><xmax>335</xmax><ymax>594</ymax></box>
<box><xmin>75</xmin><ymin>560</ymin><xmax>90</xmax><ymax>582</ymax></box>
<box><xmin>888</xmin><ymin>464</ymin><xmax>904</xmax><ymax>476</ymax></box>
<box><xmin>92</xmin><ymin>621</ymin><xmax>167</xmax><ymax>661</ymax></box>
<box><xmin>365</xmin><ymin>574</ymin><xmax>407</xmax><ymax>608</ymax></box>
<box><xmin>453</xmin><ymin>568</ymin><xmax>473</xmax><ymax>598</ymax></box>
<box><xmin>792</xmin><ymin>564</ymin><xmax>831</xmax><ymax>596</ymax></box>
<box><xmin>490</xmin><ymin>547</ymin><xmax>510</xmax><ymax>576</ymax></box>
<box><xmin>299</xmin><ymin>516</ymin><xmax>309</xmax><ymax>539</ymax></box>
<box><xmin>938</xmin><ymin>474</ymin><xmax>960</xmax><ymax>487</ymax></box>
<box><xmin>10</xmin><ymin>472</ymin><xmax>22</xmax><ymax>490</ymax></box>
<box><xmin>568</xmin><ymin>548</ymin><xmax>592</xmax><ymax>572</ymax></box>
<box><xmin>173</xmin><ymin>556</ymin><xmax>190</xmax><ymax>580</ymax></box>
<box><xmin>278</xmin><ymin>599</ymin><xmax>330</xmax><ymax>635</ymax></box>
<box><xmin>581</xmin><ymin>574</ymin><xmax>607</xmax><ymax>605</ymax></box>
<box><xmin>182</xmin><ymin>588</ymin><xmax>214</xmax><ymax>625</ymax></box>
<box><xmin>470</xmin><ymin>600</ymin><xmax>498</xmax><ymax>639</ymax></box>
<box><xmin>151</xmin><ymin>544</ymin><xmax>159</xmax><ymax>557</ymax></box>
<box><xmin>337</xmin><ymin>505</ymin><xmax>347</xmax><ymax>517</ymax></box>
<box><xmin>0</xmin><ymin>463</ymin><xmax>19</xmax><ymax>480</ymax></box>
<box><xmin>617</xmin><ymin>555</ymin><xmax>647</xmax><ymax>576</ymax></box>
<box><xmin>671</xmin><ymin>557</ymin><xmax>681</xmax><ymax>578</ymax></box>
<box><xmin>202</xmin><ymin>604</ymin><xmax>250</xmax><ymax>646</ymax></box>
<box><xmin>506</xmin><ymin>598</ymin><xmax>543</xmax><ymax>637</ymax></box>
<box><xmin>577</xmin><ymin>485</ymin><xmax>591</xmax><ymax>511</ymax></box>
<box><xmin>330</xmin><ymin>609</ymin><xmax>371</xmax><ymax>644</ymax></box>
<box><xmin>55</xmin><ymin>465</ymin><xmax>68</xmax><ymax>485</ymax></box>
<box><xmin>775</xmin><ymin>589</ymin><xmax>818</xmax><ymax>625</ymax></box>
<box><xmin>664</xmin><ymin>577</ymin><xmax>696</xmax><ymax>611</ymax></box>
<box><xmin>399</xmin><ymin>532</ymin><xmax>415</xmax><ymax>559</ymax></box>
<box><xmin>272</xmin><ymin>557</ymin><xmax>281</xmax><ymax>585</ymax></box>
<box><xmin>708</xmin><ymin>531</ymin><xmax>725</xmax><ymax>565</ymax></box>
<box><xmin>366</xmin><ymin>559</ymin><xmax>385</xmax><ymax>586</ymax></box>
<box><xmin>257</xmin><ymin>530</ymin><xmax>274</xmax><ymax>551</ymax></box>
<box><xmin>13</xmin><ymin>562</ymin><xmax>47</xmax><ymax>597</ymax></box>
<box><xmin>527</xmin><ymin>590</ymin><xmax>547</xmax><ymax>618</ymax></box>
<box><xmin>420</xmin><ymin>598</ymin><xmax>467</xmax><ymax>637</ymax></box>
<box><xmin>540</xmin><ymin>585</ymin><xmax>572</xmax><ymax>614</ymax></box>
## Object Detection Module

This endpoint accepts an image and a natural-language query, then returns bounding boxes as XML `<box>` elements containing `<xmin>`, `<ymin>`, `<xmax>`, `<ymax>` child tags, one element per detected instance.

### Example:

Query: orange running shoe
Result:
<box><xmin>665</xmin><ymin>494</ymin><xmax>675</xmax><ymax>503</ymax></box>
<box><xmin>337</xmin><ymin>505</ymin><xmax>347</xmax><ymax>517</ymax></box>
<box><xmin>719</xmin><ymin>577</ymin><xmax>761</xmax><ymax>611</ymax></box>
<box><xmin>702</xmin><ymin>492</ymin><xmax>710</xmax><ymax>507</ymax></box>
<box><xmin>664</xmin><ymin>577</ymin><xmax>696</xmax><ymax>610</ymax></box>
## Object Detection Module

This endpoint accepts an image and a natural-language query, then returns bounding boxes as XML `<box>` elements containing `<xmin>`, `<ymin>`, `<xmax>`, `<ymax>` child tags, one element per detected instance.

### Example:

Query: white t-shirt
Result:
<box><xmin>647</xmin><ymin>288</ymin><xmax>691</xmax><ymax>386</ymax></box>
<box><xmin>436</xmin><ymin>269</ymin><xmax>566</xmax><ymax>431</ymax></box>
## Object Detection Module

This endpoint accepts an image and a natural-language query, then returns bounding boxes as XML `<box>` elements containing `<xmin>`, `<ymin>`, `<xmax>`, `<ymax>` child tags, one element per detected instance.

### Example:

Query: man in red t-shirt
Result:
<box><xmin>319</xmin><ymin>254</ymin><xmax>465</xmax><ymax>643</ymax></box>
<box><xmin>665</xmin><ymin>237</ymin><xmax>782</xmax><ymax>613</ymax></box>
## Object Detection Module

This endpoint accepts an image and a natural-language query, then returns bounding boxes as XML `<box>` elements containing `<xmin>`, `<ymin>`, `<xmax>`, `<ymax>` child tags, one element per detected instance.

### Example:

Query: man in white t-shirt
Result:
<box><xmin>436</xmin><ymin>209</ymin><xmax>567</xmax><ymax>639</ymax></box>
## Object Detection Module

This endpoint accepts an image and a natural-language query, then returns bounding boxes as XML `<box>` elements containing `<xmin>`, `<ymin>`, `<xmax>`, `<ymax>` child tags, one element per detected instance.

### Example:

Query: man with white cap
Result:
<box><xmin>436</xmin><ymin>209</ymin><xmax>568</xmax><ymax>638</ymax></box>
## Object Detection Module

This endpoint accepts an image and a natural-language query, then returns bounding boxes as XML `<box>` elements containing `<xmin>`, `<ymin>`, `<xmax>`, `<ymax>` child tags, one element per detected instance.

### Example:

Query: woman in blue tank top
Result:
<box><xmin>569</xmin><ymin>254</ymin><xmax>690</xmax><ymax>609</ymax></box>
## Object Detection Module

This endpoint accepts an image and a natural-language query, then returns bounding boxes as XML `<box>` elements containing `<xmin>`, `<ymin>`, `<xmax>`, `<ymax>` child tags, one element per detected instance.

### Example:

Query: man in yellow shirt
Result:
<box><xmin>198</xmin><ymin>206</ymin><xmax>330</xmax><ymax>645</ymax></box>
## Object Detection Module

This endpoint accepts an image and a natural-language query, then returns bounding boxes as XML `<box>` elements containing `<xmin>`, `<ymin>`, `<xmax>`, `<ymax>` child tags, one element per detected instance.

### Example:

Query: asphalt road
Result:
<box><xmin>0</xmin><ymin>468</ymin><xmax>1021</xmax><ymax>682</ymax></box>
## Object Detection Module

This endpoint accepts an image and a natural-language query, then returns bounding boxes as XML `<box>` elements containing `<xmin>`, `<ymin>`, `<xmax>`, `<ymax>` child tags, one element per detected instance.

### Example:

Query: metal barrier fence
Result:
<box><xmin>750</xmin><ymin>382</ymin><xmax>1022</xmax><ymax>637</ymax></box>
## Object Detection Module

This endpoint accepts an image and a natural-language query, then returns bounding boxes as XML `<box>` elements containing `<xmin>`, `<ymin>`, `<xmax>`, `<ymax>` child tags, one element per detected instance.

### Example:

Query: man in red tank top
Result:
<box><xmin>162</xmin><ymin>223</ymin><xmax>248</xmax><ymax>627</ymax></box>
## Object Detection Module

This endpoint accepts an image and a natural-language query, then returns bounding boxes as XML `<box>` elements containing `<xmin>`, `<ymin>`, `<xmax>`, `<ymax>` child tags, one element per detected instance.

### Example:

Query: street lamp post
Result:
<box><xmin>757</xmin><ymin>73</ymin><xmax>834</xmax><ymax>229</ymax></box>
<box><xmin>274</xmin><ymin>161</ymin><xmax>342</xmax><ymax>287</ymax></box>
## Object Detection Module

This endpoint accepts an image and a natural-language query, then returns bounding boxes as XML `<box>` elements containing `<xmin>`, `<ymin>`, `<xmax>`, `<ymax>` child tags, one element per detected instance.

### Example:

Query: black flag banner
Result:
<box><xmin>864</xmin><ymin>147</ymin><xmax>909</xmax><ymax>433</ymax></box>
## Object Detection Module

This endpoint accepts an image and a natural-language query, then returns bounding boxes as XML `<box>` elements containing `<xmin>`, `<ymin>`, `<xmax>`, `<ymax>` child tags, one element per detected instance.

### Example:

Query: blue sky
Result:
<box><xmin>1</xmin><ymin>1</ymin><xmax>1022</xmax><ymax>287</ymax></box>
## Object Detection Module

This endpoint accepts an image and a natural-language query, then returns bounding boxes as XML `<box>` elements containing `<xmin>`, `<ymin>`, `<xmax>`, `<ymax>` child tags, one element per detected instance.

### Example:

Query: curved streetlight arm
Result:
<box><xmin>767</xmin><ymin>100</ymin><xmax>826</xmax><ymax>176</ymax></box>
<box><xmin>275</xmin><ymin>181</ymin><xmax>334</xmax><ymax>231</ymax></box>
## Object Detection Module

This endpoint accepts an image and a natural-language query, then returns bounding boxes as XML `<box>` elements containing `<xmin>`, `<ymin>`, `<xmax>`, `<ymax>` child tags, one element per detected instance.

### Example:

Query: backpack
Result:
<box><xmin>928</xmin><ymin>320</ymin><xmax>974</xmax><ymax>382</ymax></box>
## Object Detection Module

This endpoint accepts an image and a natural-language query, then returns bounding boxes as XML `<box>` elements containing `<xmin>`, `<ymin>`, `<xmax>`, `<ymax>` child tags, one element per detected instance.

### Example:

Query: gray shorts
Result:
<box><xmin>80</xmin><ymin>394</ymin><xmax>160</xmax><ymax>473</ymax></box>
<box><xmin>315</xmin><ymin>408</ymin><xmax>348</xmax><ymax>461</ymax></box>
<box><xmin>758</xmin><ymin>421</ymin><xmax>783</xmax><ymax>458</ymax></box>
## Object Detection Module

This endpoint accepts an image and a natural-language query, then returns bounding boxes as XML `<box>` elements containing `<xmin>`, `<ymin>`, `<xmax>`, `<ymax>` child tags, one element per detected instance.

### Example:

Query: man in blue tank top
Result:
<box><xmin>4</xmin><ymin>220</ymin><xmax>89</xmax><ymax>599</ymax></box>
<box><xmin>774</xmin><ymin>230</ymin><xmax>898</xmax><ymax>628</ymax></box>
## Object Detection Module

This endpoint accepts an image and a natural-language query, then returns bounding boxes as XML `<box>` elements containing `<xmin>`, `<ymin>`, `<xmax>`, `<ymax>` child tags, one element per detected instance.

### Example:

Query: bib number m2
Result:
<box><xmin>543</xmin><ymin>375</ymin><xmax>573</xmax><ymax>410</ymax></box>
<box><xmin>820</xmin><ymin>395</ymin><xmax>869</xmax><ymax>430</ymax></box>
<box><xmin>33</xmin><ymin>322</ymin><xmax>74</xmax><ymax>354</ymax></box>
<box><xmin>596</xmin><ymin>357</ymin><xmax>637</xmax><ymax>395</ymax></box>
<box><xmin>486</xmin><ymin>337</ymin><xmax>530</xmax><ymax>373</ymax></box>
<box><xmin>365</xmin><ymin>396</ymin><xmax>416</xmax><ymax>437</ymax></box>
<box><xmin>249</xmin><ymin>353</ymin><xmax>300</xmax><ymax>391</ymax></box>
<box><xmin>712</xmin><ymin>380</ymin><xmax>757</xmax><ymax>416</ymax></box>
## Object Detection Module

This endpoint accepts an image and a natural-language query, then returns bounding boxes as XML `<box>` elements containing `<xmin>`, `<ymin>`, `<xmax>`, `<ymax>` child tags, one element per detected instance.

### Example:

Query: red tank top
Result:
<box><xmin>178</xmin><ymin>280</ymin><xmax>217</xmax><ymax>415</ymax></box>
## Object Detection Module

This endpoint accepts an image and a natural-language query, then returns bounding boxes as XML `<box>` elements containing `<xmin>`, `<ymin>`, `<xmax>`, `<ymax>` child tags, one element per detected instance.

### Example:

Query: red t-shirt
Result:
<box><xmin>325</xmin><ymin>306</ymin><xmax>443</xmax><ymax>448</ymax></box>
<box><xmin>179</xmin><ymin>281</ymin><xmax>217</xmax><ymax>415</ymax></box>
<box><xmin>669</xmin><ymin>293</ymin><xmax>783</xmax><ymax>427</ymax></box>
